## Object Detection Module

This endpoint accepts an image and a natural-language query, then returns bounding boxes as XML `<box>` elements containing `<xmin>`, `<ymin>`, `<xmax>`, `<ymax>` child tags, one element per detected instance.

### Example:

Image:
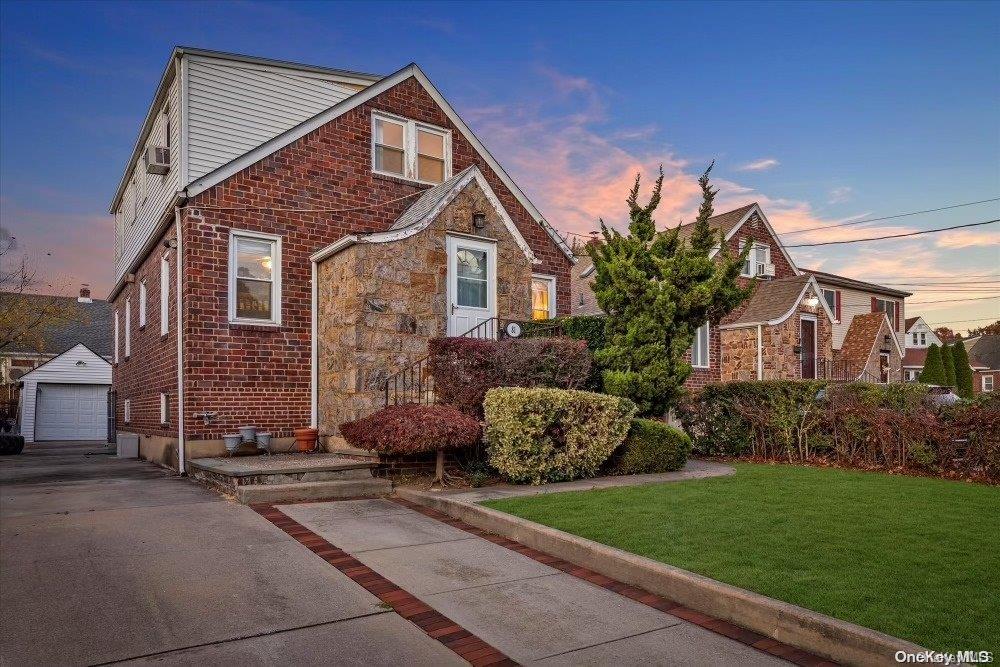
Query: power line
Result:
<box><xmin>926</xmin><ymin>316</ymin><xmax>999</xmax><ymax>326</ymax></box>
<box><xmin>909</xmin><ymin>295</ymin><xmax>1000</xmax><ymax>305</ymax></box>
<box><xmin>782</xmin><ymin>218</ymin><xmax>999</xmax><ymax>248</ymax></box>
<box><xmin>880</xmin><ymin>280</ymin><xmax>1000</xmax><ymax>286</ymax></box>
<box><xmin>778</xmin><ymin>197</ymin><xmax>1000</xmax><ymax>236</ymax></box>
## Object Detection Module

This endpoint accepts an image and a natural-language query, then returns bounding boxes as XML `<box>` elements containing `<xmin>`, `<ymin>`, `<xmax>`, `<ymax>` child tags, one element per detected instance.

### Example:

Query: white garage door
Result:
<box><xmin>35</xmin><ymin>383</ymin><xmax>109</xmax><ymax>441</ymax></box>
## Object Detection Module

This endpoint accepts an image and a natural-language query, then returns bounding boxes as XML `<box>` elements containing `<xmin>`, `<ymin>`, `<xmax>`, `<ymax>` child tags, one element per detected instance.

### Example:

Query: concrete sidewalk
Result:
<box><xmin>0</xmin><ymin>442</ymin><xmax>461</xmax><ymax>666</ymax></box>
<box><xmin>277</xmin><ymin>498</ymin><xmax>787</xmax><ymax>666</ymax></box>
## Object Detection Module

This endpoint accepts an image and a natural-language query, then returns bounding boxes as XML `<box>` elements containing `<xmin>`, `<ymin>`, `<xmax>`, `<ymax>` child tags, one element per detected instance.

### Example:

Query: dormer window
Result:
<box><xmin>740</xmin><ymin>241</ymin><xmax>771</xmax><ymax>277</ymax></box>
<box><xmin>372</xmin><ymin>111</ymin><xmax>451</xmax><ymax>185</ymax></box>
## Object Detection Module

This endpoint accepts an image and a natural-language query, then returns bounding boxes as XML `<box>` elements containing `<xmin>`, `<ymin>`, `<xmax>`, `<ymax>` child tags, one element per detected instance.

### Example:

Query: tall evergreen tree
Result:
<box><xmin>588</xmin><ymin>164</ymin><xmax>752</xmax><ymax>417</ymax></box>
<box><xmin>918</xmin><ymin>343</ymin><xmax>946</xmax><ymax>385</ymax></box>
<box><xmin>941</xmin><ymin>342</ymin><xmax>957</xmax><ymax>387</ymax></box>
<box><xmin>951</xmin><ymin>340</ymin><xmax>974</xmax><ymax>399</ymax></box>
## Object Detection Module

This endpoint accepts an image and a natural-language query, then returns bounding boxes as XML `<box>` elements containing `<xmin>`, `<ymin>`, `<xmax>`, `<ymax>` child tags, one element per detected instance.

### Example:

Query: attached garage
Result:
<box><xmin>19</xmin><ymin>344</ymin><xmax>112</xmax><ymax>443</ymax></box>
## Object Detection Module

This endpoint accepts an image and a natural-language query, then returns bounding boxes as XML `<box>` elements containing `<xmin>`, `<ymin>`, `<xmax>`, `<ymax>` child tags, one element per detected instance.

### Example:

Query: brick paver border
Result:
<box><xmin>390</xmin><ymin>497</ymin><xmax>838</xmax><ymax>667</ymax></box>
<box><xmin>252</xmin><ymin>503</ymin><xmax>517</xmax><ymax>667</ymax></box>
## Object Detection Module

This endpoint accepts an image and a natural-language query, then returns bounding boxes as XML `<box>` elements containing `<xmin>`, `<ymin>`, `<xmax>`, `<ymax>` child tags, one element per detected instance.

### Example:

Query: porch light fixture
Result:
<box><xmin>804</xmin><ymin>294</ymin><xmax>820</xmax><ymax>308</ymax></box>
<box><xmin>473</xmin><ymin>212</ymin><xmax>486</xmax><ymax>230</ymax></box>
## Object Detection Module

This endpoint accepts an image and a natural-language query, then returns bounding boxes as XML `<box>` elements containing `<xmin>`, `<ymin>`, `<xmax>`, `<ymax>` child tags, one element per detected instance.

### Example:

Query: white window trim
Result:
<box><xmin>113</xmin><ymin>310</ymin><xmax>120</xmax><ymax>364</ymax></box>
<box><xmin>740</xmin><ymin>240</ymin><xmax>771</xmax><ymax>278</ymax></box>
<box><xmin>531</xmin><ymin>274</ymin><xmax>557</xmax><ymax>320</ymax></box>
<box><xmin>692</xmin><ymin>321</ymin><xmax>711</xmax><ymax>368</ymax></box>
<box><xmin>371</xmin><ymin>110</ymin><xmax>452</xmax><ymax>186</ymax></box>
<box><xmin>124</xmin><ymin>297</ymin><xmax>131</xmax><ymax>358</ymax></box>
<box><xmin>160</xmin><ymin>393</ymin><xmax>168</xmax><ymax>424</ymax></box>
<box><xmin>139</xmin><ymin>280</ymin><xmax>147</xmax><ymax>328</ymax></box>
<box><xmin>984</xmin><ymin>375</ymin><xmax>994</xmax><ymax>392</ymax></box>
<box><xmin>160</xmin><ymin>254</ymin><xmax>170</xmax><ymax>335</ymax></box>
<box><xmin>124</xmin><ymin>399</ymin><xmax>131</xmax><ymax>424</ymax></box>
<box><xmin>228</xmin><ymin>229</ymin><xmax>283</xmax><ymax>326</ymax></box>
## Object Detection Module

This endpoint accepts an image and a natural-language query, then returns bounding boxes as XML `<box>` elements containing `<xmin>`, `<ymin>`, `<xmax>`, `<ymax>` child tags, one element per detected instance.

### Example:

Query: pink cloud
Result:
<box><xmin>934</xmin><ymin>228</ymin><xmax>1000</xmax><ymax>249</ymax></box>
<box><xmin>736</xmin><ymin>158</ymin><xmax>780</xmax><ymax>172</ymax></box>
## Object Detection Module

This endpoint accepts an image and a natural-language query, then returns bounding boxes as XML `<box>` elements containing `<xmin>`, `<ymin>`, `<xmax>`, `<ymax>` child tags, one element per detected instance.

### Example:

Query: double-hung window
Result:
<box><xmin>124</xmin><ymin>297</ymin><xmax>131</xmax><ymax>358</ymax></box>
<box><xmin>372</xmin><ymin>112</ymin><xmax>451</xmax><ymax>185</ymax></box>
<box><xmin>874</xmin><ymin>298</ymin><xmax>897</xmax><ymax>329</ymax></box>
<box><xmin>741</xmin><ymin>241</ymin><xmax>771</xmax><ymax>277</ymax></box>
<box><xmin>229</xmin><ymin>230</ymin><xmax>281</xmax><ymax>325</ymax></box>
<box><xmin>114</xmin><ymin>310</ymin><xmax>120</xmax><ymax>363</ymax></box>
<box><xmin>160</xmin><ymin>254</ymin><xmax>170</xmax><ymax>335</ymax></box>
<box><xmin>139</xmin><ymin>280</ymin><xmax>147</xmax><ymax>328</ymax></box>
<box><xmin>912</xmin><ymin>332</ymin><xmax>919</xmax><ymax>345</ymax></box>
<box><xmin>531</xmin><ymin>275</ymin><xmax>556</xmax><ymax>320</ymax></box>
<box><xmin>691</xmin><ymin>322</ymin><xmax>710</xmax><ymax>368</ymax></box>
<box><xmin>920</xmin><ymin>332</ymin><xmax>926</xmax><ymax>345</ymax></box>
<box><xmin>984</xmin><ymin>375</ymin><xmax>994</xmax><ymax>392</ymax></box>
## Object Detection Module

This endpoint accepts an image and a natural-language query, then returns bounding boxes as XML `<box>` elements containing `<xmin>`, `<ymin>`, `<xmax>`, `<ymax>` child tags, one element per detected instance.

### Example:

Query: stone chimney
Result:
<box><xmin>78</xmin><ymin>286</ymin><xmax>92</xmax><ymax>303</ymax></box>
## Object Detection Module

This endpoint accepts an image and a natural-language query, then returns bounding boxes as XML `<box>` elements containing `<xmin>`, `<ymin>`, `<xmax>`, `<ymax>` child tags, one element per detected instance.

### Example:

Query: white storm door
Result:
<box><xmin>447</xmin><ymin>236</ymin><xmax>497</xmax><ymax>336</ymax></box>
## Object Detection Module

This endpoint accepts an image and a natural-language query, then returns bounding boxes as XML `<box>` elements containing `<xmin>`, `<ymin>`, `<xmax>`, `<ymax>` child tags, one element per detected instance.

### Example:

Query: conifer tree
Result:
<box><xmin>941</xmin><ymin>342</ymin><xmax>957</xmax><ymax>387</ymax></box>
<box><xmin>918</xmin><ymin>343</ymin><xmax>946</xmax><ymax>385</ymax></box>
<box><xmin>951</xmin><ymin>340</ymin><xmax>974</xmax><ymax>399</ymax></box>
<box><xmin>587</xmin><ymin>164</ymin><xmax>752</xmax><ymax>417</ymax></box>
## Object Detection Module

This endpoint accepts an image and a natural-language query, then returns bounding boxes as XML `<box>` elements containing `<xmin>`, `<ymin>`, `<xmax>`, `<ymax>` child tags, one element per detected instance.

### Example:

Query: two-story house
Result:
<box><xmin>109</xmin><ymin>47</ymin><xmax>575</xmax><ymax>471</ymax></box>
<box><xmin>900</xmin><ymin>316</ymin><xmax>943</xmax><ymax>381</ymax></box>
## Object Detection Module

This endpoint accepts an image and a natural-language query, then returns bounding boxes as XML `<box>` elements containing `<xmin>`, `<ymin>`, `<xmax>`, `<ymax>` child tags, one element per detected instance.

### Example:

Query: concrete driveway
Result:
<box><xmin>0</xmin><ymin>442</ymin><xmax>461</xmax><ymax>666</ymax></box>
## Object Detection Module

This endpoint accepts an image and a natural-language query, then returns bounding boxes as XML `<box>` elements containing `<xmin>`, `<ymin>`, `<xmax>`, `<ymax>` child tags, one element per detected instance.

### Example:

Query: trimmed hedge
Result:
<box><xmin>678</xmin><ymin>380</ymin><xmax>1000</xmax><ymax>482</ymax></box>
<box><xmin>428</xmin><ymin>336</ymin><xmax>591</xmax><ymax>416</ymax></box>
<box><xmin>339</xmin><ymin>403</ymin><xmax>482</xmax><ymax>455</ymax></box>
<box><xmin>607</xmin><ymin>418</ymin><xmax>691</xmax><ymax>475</ymax></box>
<box><xmin>483</xmin><ymin>387</ymin><xmax>636</xmax><ymax>485</ymax></box>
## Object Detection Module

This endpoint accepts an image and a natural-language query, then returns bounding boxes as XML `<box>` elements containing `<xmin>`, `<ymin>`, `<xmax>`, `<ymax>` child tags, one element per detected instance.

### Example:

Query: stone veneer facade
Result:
<box><xmin>720</xmin><ymin>298</ymin><xmax>834</xmax><ymax>382</ymax></box>
<box><xmin>317</xmin><ymin>180</ymin><xmax>533</xmax><ymax>442</ymax></box>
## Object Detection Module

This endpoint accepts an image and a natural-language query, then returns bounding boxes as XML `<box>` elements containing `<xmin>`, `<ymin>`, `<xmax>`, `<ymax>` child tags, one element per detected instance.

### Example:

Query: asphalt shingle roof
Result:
<box><xmin>966</xmin><ymin>335</ymin><xmax>1000</xmax><ymax>370</ymax></box>
<box><xmin>0</xmin><ymin>293</ymin><xmax>112</xmax><ymax>358</ymax></box>
<box><xmin>802</xmin><ymin>269</ymin><xmax>911</xmax><ymax>299</ymax></box>
<box><xmin>388</xmin><ymin>166</ymin><xmax>475</xmax><ymax>231</ymax></box>
<box><xmin>839</xmin><ymin>312</ymin><xmax>889</xmax><ymax>365</ymax></box>
<box><xmin>726</xmin><ymin>275</ymin><xmax>812</xmax><ymax>326</ymax></box>
<box><xmin>675</xmin><ymin>203</ymin><xmax>757</xmax><ymax>243</ymax></box>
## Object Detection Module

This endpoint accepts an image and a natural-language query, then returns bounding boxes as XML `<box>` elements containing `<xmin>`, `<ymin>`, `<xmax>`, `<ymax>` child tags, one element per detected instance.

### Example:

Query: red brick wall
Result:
<box><xmin>111</xmin><ymin>224</ymin><xmax>179</xmax><ymax>438</ymax></box>
<box><xmin>174</xmin><ymin>76</ymin><xmax>572</xmax><ymax>440</ymax></box>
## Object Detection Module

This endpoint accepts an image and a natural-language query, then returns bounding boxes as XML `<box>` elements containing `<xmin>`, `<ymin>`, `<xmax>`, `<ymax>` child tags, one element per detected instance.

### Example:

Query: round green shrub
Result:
<box><xmin>608</xmin><ymin>418</ymin><xmax>691</xmax><ymax>475</ymax></box>
<box><xmin>483</xmin><ymin>387</ymin><xmax>636</xmax><ymax>485</ymax></box>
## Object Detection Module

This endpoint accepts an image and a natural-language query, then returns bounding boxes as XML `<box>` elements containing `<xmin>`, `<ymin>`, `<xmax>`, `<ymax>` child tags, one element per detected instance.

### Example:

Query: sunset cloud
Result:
<box><xmin>934</xmin><ymin>227</ymin><xmax>1000</xmax><ymax>249</ymax></box>
<box><xmin>736</xmin><ymin>158</ymin><xmax>780</xmax><ymax>172</ymax></box>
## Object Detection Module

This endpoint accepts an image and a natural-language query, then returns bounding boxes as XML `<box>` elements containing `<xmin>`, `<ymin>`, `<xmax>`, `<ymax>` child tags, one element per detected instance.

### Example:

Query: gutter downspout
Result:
<box><xmin>174</xmin><ymin>206</ymin><xmax>186</xmax><ymax>474</ymax></box>
<box><xmin>757</xmin><ymin>325</ymin><xmax>764</xmax><ymax>380</ymax></box>
<box><xmin>310</xmin><ymin>260</ymin><xmax>318</xmax><ymax>428</ymax></box>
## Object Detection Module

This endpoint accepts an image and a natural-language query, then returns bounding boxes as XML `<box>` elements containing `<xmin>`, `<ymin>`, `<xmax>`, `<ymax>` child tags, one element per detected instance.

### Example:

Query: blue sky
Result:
<box><xmin>1</xmin><ymin>0</ymin><xmax>997</xmax><ymax>330</ymax></box>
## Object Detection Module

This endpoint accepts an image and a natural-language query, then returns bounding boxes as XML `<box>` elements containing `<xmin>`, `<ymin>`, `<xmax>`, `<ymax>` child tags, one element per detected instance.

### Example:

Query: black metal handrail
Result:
<box><xmin>458</xmin><ymin>316</ymin><xmax>563</xmax><ymax>341</ymax></box>
<box><xmin>817</xmin><ymin>359</ymin><xmax>882</xmax><ymax>384</ymax></box>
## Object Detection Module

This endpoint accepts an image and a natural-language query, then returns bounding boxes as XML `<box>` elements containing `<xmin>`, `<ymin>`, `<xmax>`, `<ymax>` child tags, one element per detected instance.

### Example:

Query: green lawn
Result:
<box><xmin>483</xmin><ymin>464</ymin><xmax>999</xmax><ymax>652</ymax></box>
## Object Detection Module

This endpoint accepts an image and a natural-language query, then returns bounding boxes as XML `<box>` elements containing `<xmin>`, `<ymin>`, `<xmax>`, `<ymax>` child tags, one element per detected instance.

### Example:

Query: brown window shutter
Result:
<box><xmin>871</xmin><ymin>296</ymin><xmax>878</xmax><ymax>312</ymax></box>
<box><xmin>895</xmin><ymin>306</ymin><xmax>900</xmax><ymax>331</ymax></box>
<box><xmin>835</xmin><ymin>291</ymin><xmax>842</xmax><ymax>320</ymax></box>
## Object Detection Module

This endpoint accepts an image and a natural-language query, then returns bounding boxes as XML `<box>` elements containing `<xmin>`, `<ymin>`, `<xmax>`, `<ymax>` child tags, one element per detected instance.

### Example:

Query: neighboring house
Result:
<box><xmin>109</xmin><ymin>47</ymin><xmax>574</xmax><ymax>470</ymax></box>
<box><xmin>572</xmin><ymin>203</ymin><xmax>840</xmax><ymax>385</ymax></box>
<box><xmin>836</xmin><ymin>312</ymin><xmax>904</xmax><ymax>384</ymax></box>
<box><xmin>901</xmin><ymin>316</ymin><xmax>942</xmax><ymax>382</ymax></box>
<box><xmin>963</xmin><ymin>335</ymin><xmax>999</xmax><ymax>394</ymax></box>
<box><xmin>0</xmin><ymin>289</ymin><xmax>113</xmax><ymax>442</ymax></box>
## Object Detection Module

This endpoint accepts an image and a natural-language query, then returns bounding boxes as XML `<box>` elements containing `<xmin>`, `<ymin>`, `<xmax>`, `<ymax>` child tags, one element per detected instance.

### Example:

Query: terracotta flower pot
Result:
<box><xmin>293</xmin><ymin>427</ymin><xmax>319</xmax><ymax>453</ymax></box>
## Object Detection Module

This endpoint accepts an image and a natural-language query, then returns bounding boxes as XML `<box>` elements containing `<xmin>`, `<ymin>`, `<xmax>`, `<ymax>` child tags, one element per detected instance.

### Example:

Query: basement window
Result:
<box><xmin>229</xmin><ymin>230</ymin><xmax>282</xmax><ymax>325</ymax></box>
<box><xmin>372</xmin><ymin>111</ymin><xmax>451</xmax><ymax>185</ymax></box>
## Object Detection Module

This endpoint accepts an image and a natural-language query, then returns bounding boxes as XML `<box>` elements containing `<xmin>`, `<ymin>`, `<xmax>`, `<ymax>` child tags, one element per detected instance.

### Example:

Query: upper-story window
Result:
<box><xmin>229</xmin><ymin>230</ymin><xmax>282</xmax><ymax>325</ymax></box>
<box><xmin>139</xmin><ymin>280</ymin><xmax>147</xmax><ymax>328</ymax></box>
<box><xmin>740</xmin><ymin>241</ymin><xmax>771</xmax><ymax>277</ymax></box>
<box><xmin>372</xmin><ymin>111</ymin><xmax>452</xmax><ymax>185</ymax></box>
<box><xmin>874</xmin><ymin>297</ymin><xmax>897</xmax><ymax>329</ymax></box>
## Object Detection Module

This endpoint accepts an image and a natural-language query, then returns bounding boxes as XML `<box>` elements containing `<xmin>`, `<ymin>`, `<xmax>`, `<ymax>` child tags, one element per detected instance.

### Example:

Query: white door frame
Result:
<box><xmin>446</xmin><ymin>235</ymin><xmax>497</xmax><ymax>336</ymax></box>
<box><xmin>799</xmin><ymin>314</ymin><xmax>818</xmax><ymax>379</ymax></box>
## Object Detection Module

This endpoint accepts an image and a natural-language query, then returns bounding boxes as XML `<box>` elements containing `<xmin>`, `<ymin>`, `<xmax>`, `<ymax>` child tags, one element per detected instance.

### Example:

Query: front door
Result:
<box><xmin>800</xmin><ymin>317</ymin><xmax>817</xmax><ymax>379</ymax></box>
<box><xmin>447</xmin><ymin>236</ymin><xmax>496</xmax><ymax>336</ymax></box>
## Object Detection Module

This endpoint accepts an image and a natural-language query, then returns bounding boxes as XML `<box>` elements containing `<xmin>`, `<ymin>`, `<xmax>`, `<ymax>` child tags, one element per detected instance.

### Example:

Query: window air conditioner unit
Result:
<box><xmin>758</xmin><ymin>263</ymin><xmax>776</xmax><ymax>278</ymax></box>
<box><xmin>144</xmin><ymin>146</ymin><xmax>170</xmax><ymax>175</ymax></box>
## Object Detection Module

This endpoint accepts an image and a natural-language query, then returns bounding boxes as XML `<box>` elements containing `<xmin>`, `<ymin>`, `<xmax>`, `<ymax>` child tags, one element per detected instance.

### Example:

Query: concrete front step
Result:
<box><xmin>236</xmin><ymin>478</ymin><xmax>392</xmax><ymax>504</ymax></box>
<box><xmin>325</xmin><ymin>446</ymin><xmax>380</xmax><ymax>461</ymax></box>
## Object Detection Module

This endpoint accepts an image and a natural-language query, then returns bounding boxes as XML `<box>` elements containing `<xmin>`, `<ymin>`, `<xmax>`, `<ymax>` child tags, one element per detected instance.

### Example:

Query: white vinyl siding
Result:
<box><xmin>814</xmin><ymin>283</ymin><xmax>906</xmax><ymax>351</ymax></box>
<box><xmin>186</xmin><ymin>57</ymin><xmax>358</xmax><ymax>181</ymax></box>
<box><xmin>160</xmin><ymin>254</ymin><xmax>170</xmax><ymax>335</ymax></box>
<box><xmin>17</xmin><ymin>343</ymin><xmax>111</xmax><ymax>443</ymax></box>
<box><xmin>691</xmin><ymin>322</ymin><xmax>710</xmax><ymax>368</ymax></box>
<box><xmin>114</xmin><ymin>74</ymin><xmax>181</xmax><ymax>285</ymax></box>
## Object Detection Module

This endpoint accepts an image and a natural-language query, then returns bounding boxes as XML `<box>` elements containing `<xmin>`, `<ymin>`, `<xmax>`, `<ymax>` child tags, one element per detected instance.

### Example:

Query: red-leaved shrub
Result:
<box><xmin>428</xmin><ymin>336</ymin><xmax>591</xmax><ymax>416</ymax></box>
<box><xmin>339</xmin><ymin>403</ymin><xmax>482</xmax><ymax>455</ymax></box>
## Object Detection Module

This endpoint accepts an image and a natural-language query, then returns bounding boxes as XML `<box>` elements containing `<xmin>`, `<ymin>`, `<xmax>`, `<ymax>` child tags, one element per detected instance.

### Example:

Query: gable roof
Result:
<box><xmin>803</xmin><ymin>268</ymin><xmax>911</xmax><ymax>299</ymax></box>
<box><xmin>901</xmin><ymin>347</ymin><xmax>928</xmax><ymax>368</ymax></box>
<box><xmin>839</xmin><ymin>312</ymin><xmax>903</xmax><ymax>364</ymax></box>
<box><xmin>311</xmin><ymin>165</ymin><xmax>537</xmax><ymax>264</ymax></box>
<box><xmin>183</xmin><ymin>61</ymin><xmax>575</xmax><ymax>263</ymax></box>
<box><xmin>0</xmin><ymin>293</ymin><xmax>113</xmax><ymax>358</ymax></box>
<box><xmin>720</xmin><ymin>274</ymin><xmax>835</xmax><ymax>329</ymax></box>
<box><xmin>966</xmin><ymin>335</ymin><xmax>1000</xmax><ymax>370</ymax></box>
<box><xmin>905</xmin><ymin>316</ymin><xmax>920</xmax><ymax>331</ymax></box>
<box><xmin>675</xmin><ymin>203</ymin><xmax>757</xmax><ymax>244</ymax></box>
<box><xmin>19</xmin><ymin>342</ymin><xmax>112</xmax><ymax>381</ymax></box>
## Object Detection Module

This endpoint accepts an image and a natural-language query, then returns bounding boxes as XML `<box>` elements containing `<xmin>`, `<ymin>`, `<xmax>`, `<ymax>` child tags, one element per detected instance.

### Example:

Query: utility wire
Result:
<box><xmin>782</xmin><ymin>219</ymin><xmax>998</xmax><ymax>248</ymax></box>
<box><xmin>778</xmin><ymin>198</ymin><xmax>1000</xmax><ymax>235</ymax></box>
<box><xmin>926</xmin><ymin>316</ymin><xmax>999</xmax><ymax>326</ymax></box>
<box><xmin>909</xmin><ymin>295</ymin><xmax>1000</xmax><ymax>305</ymax></box>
